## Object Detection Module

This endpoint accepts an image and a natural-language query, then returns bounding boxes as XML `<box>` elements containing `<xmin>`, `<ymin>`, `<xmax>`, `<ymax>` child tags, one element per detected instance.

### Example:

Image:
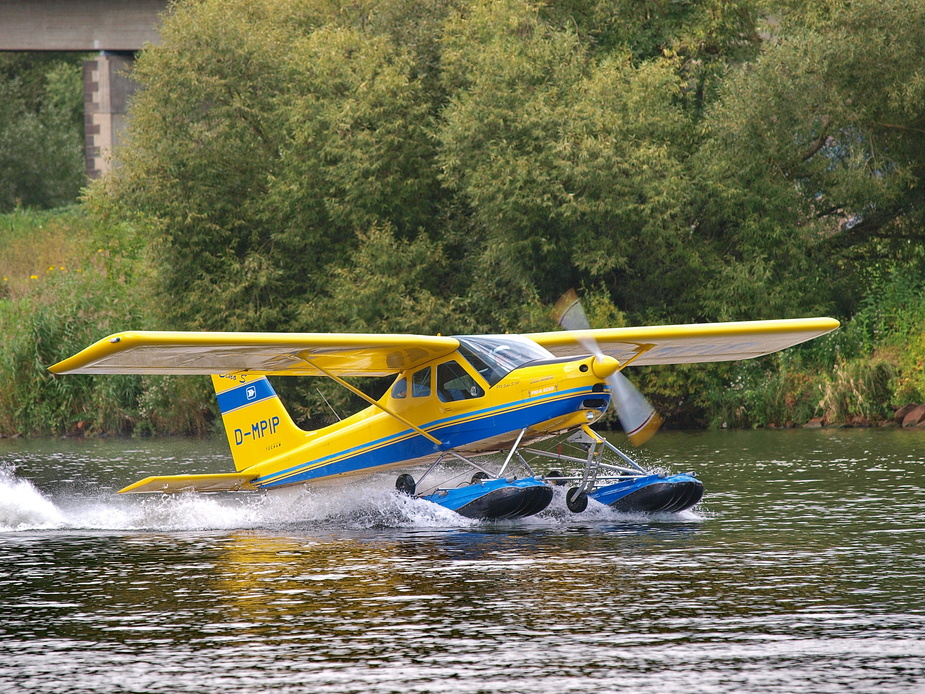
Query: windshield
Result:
<box><xmin>455</xmin><ymin>335</ymin><xmax>554</xmax><ymax>387</ymax></box>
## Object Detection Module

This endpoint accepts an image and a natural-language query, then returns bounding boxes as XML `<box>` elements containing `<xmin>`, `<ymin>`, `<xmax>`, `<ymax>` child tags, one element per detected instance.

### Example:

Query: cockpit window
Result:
<box><xmin>456</xmin><ymin>335</ymin><xmax>553</xmax><ymax>387</ymax></box>
<box><xmin>437</xmin><ymin>360</ymin><xmax>484</xmax><ymax>402</ymax></box>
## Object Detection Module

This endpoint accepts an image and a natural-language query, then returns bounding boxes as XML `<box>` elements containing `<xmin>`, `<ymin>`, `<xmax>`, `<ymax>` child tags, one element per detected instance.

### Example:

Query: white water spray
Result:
<box><xmin>0</xmin><ymin>464</ymin><xmax>478</xmax><ymax>532</ymax></box>
<box><xmin>0</xmin><ymin>463</ymin><xmax>701</xmax><ymax>533</ymax></box>
<box><xmin>0</xmin><ymin>466</ymin><xmax>67</xmax><ymax>531</ymax></box>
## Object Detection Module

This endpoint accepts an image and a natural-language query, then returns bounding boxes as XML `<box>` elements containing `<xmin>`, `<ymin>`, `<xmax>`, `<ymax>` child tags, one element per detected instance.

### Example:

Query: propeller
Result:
<box><xmin>553</xmin><ymin>290</ymin><xmax>662</xmax><ymax>446</ymax></box>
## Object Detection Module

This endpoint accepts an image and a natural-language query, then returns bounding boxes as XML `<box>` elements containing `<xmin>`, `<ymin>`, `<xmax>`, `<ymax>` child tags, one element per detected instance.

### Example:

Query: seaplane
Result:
<box><xmin>49</xmin><ymin>292</ymin><xmax>839</xmax><ymax>520</ymax></box>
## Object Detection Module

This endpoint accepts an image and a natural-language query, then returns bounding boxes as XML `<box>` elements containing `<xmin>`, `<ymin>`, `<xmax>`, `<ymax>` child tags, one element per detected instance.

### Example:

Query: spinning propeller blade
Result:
<box><xmin>606</xmin><ymin>369</ymin><xmax>662</xmax><ymax>446</ymax></box>
<box><xmin>553</xmin><ymin>290</ymin><xmax>662</xmax><ymax>446</ymax></box>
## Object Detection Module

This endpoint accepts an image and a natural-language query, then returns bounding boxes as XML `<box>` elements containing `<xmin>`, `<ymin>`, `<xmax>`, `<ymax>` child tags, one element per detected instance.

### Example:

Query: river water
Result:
<box><xmin>2</xmin><ymin>428</ymin><xmax>924</xmax><ymax>693</ymax></box>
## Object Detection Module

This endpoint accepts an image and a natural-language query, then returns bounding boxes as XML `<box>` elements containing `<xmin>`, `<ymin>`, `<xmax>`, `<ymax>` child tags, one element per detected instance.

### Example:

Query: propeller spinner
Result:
<box><xmin>553</xmin><ymin>290</ymin><xmax>662</xmax><ymax>446</ymax></box>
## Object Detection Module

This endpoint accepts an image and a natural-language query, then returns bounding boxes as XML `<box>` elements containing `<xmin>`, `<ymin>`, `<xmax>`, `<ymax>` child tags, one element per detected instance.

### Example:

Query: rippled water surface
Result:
<box><xmin>2</xmin><ymin>429</ymin><xmax>924</xmax><ymax>693</ymax></box>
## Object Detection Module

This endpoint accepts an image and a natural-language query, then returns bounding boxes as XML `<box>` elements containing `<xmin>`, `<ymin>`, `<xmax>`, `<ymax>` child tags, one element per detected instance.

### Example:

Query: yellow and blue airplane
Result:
<box><xmin>50</xmin><ymin>296</ymin><xmax>838</xmax><ymax>520</ymax></box>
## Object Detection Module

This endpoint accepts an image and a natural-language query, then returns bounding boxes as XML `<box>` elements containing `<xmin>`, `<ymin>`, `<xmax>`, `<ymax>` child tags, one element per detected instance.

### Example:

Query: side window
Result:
<box><xmin>411</xmin><ymin>367</ymin><xmax>431</xmax><ymax>398</ymax></box>
<box><xmin>391</xmin><ymin>377</ymin><xmax>407</xmax><ymax>399</ymax></box>
<box><xmin>437</xmin><ymin>361</ymin><xmax>485</xmax><ymax>402</ymax></box>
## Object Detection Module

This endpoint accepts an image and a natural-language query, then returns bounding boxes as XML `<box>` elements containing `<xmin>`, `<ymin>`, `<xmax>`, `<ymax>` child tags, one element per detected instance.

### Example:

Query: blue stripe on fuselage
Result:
<box><xmin>251</xmin><ymin>386</ymin><xmax>608</xmax><ymax>487</ymax></box>
<box><xmin>216</xmin><ymin>377</ymin><xmax>276</xmax><ymax>414</ymax></box>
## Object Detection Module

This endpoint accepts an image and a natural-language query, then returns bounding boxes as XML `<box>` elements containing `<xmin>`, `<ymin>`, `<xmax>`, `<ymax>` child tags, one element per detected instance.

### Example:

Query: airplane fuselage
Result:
<box><xmin>220</xmin><ymin>345</ymin><xmax>611</xmax><ymax>489</ymax></box>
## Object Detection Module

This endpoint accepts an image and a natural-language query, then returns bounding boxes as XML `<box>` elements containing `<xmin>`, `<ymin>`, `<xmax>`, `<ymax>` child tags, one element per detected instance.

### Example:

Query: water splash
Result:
<box><xmin>0</xmin><ymin>463</ymin><xmax>702</xmax><ymax>533</ymax></box>
<box><xmin>0</xmin><ymin>464</ymin><xmax>480</xmax><ymax>532</ymax></box>
<box><xmin>0</xmin><ymin>465</ymin><xmax>67</xmax><ymax>531</ymax></box>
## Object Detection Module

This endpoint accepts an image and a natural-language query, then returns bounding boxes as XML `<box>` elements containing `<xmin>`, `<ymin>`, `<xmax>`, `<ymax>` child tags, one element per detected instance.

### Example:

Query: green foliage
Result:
<box><xmin>541</xmin><ymin>0</ymin><xmax>764</xmax><ymax>65</ymax></box>
<box><xmin>88</xmin><ymin>0</ymin><xmax>443</xmax><ymax>332</ymax></box>
<box><xmin>91</xmin><ymin>0</ymin><xmax>772</xmax><ymax>333</ymax></box>
<box><xmin>633</xmin><ymin>362</ymin><xmax>734</xmax><ymax>428</ymax></box>
<box><xmin>697</xmin><ymin>0</ymin><xmax>925</xmax><ymax>318</ymax></box>
<box><xmin>0</xmin><ymin>55</ymin><xmax>85</xmax><ymax>211</ymax></box>
<box><xmin>438</xmin><ymin>0</ymin><xmax>697</xmax><ymax>311</ymax></box>
<box><xmin>0</xmin><ymin>208</ymin><xmax>214</xmax><ymax>436</ymax></box>
<box><xmin>701</xmin><ymin>355</ymin><xmax>826</xmax><ymax>429</ymax></box>
<box><xmin>134</xmin><ymin>376</ymin><xmax>215</xmax><ymax>437</ymax></box>
<box><xmin>0</xmin><ymin>269</ymin><xmax>144</xmax><ymax>435</ymax></box>
<box><xmin>859</xmin><ymin>271</ymin><xmax>925</xmax><ymax>405</ymax></box>
<box><xmin>5</xmin><ymin>0</ymin><xmax>925</xmax><ymax>434</ymax></box>
<box><xmin>700</xmin><ymin>267</ymin><xmax>925</xmax><ymax>427</ymax></box>
<box><xmin>895</xmin><ymin>335</ymin><xmax>925</xmax><ymax>404</ymax></box>
<box><xmin>88</xmin><ymin>0</ymin><xmax>925</xmax><ymax>337</ymax></box>
<box><xmin>303</xmin><ymin>225</ymin><xmax>460</xmax><ymax>334</ymax></box>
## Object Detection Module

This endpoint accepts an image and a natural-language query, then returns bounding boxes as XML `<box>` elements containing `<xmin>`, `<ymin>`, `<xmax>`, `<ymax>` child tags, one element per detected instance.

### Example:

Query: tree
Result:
<box><xmin>0</xmin><ymin>55</ymin><xmax>85</xmax><ymax>211</ymax></box>
<box><xmin>696</xmin><ymin>0</ymin><xmax>925</xmax><ymax>317</ymax></box>
<box><xmin>93</xmin><ymin>0</ymin><xmax>442</xmax><ymax>331</ymax></box>
<box><xmin>438</xmin><ymin>0</ymin><xmax>697</xmax><ymax>315</ymax></box>
<box><xmin>91</xmin><ymin>0</ymin><xmax>925</xmax><ymax>336</ymax></box>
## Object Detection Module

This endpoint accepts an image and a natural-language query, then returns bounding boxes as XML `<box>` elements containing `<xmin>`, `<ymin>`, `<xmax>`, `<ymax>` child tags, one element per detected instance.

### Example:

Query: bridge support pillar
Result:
<box><xmin>83</xmin><ymin>53</ymin><xmax>137</xmax><ymax>179</ymax></box>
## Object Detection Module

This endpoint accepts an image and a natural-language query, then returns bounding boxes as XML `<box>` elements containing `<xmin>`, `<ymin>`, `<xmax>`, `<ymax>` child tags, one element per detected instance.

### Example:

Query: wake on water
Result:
<box><xmin>0</xmin><ymin>463</ymin><xmax>704</xmax><ymax>533</ymax></box>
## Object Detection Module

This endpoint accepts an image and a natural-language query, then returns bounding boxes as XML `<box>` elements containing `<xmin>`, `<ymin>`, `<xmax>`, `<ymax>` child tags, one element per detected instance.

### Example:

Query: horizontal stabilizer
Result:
<box><xmin>118</xmin><ymin>473</ymin><xmax>258</xmax><ymax>494</ymax></box>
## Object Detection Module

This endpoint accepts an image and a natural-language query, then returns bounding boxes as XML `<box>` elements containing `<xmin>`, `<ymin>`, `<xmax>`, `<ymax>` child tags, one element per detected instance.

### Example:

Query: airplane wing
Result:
<box><xmin>49</xmin><ymin>331</ymin><xmax>460</xmax><ymax>376</ymax></box>
<box><xmin>525</xmin><ymin>317</ymin><xmax>840</xmax><ymax>366</ymax></box>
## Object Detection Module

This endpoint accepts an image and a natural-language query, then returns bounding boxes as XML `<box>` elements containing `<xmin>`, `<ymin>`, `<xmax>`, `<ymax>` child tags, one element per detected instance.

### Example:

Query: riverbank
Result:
<box><xmin>712</xmin><ymin>396</ymin><xmax>925</xmax><ymax>432</ymax></box>
<box><xmin>796</xmin><ymin>403</ymin><xmax>925</xmax><ymax>430</ymax></box>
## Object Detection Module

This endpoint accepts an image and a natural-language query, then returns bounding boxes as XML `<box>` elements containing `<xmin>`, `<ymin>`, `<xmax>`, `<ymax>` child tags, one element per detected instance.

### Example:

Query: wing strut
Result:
<box><xmin>617</xmin><ymin>344</ymin><xmax>654</xmax><ymax>371</ymax></box>
<box><xmin>304</xmin><ymin>356</ymin><xmax>443</xmax><ymax>446</ymax></box>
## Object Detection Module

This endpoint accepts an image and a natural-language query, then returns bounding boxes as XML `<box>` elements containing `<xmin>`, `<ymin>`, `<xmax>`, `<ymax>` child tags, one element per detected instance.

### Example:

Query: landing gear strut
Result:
<box><xmin>392</xmin><ymin>440</ymin><xmax>553</xmax><ymax>520</ymax></box>
<box><xmin>527</xmin><ymin>426</ymin><xmax>704</xmax><ymax>514</ymax></box>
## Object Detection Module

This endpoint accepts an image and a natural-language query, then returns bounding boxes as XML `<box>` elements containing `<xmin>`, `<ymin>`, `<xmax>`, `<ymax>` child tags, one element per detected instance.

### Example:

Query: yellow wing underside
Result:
<box><xmin>526</xmin><ymin>317</ymin><xmax>840</xmax><ymax>365</ymax></box>
<box><xmin>49</xmin><ymin>318</ymin><xmax>839</xmax><ymax>377</ymax></box>
<box><xmin>49</xmin><ymin>331</ymin><xmax>461</xmax><ymax>376</ymax></box>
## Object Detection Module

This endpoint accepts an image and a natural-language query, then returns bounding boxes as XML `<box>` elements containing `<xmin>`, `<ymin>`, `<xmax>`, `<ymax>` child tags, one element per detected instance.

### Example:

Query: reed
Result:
<box><xmin>818</xmin><ymin>357</ymin><xmax>896</xmax><ymax>424</ymax></box>
<box><xmin>0</xmin><ymin>207</ymin><xmax>215</xmax><ymax>436</ymax></box>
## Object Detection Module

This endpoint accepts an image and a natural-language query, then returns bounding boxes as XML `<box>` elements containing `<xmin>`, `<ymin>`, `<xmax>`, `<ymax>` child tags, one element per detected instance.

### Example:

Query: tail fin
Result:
<box><xmin>211</xmin><ymin>374</ymin><xmax>308</xmax><ymax>472</ymax></box>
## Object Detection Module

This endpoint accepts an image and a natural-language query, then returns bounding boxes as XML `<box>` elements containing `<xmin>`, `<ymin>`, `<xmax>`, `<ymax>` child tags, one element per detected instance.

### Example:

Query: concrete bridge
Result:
<box><xmin>0</xmin><ymin>0</ymin><xmax>170</xmax><ymax>177</ymax></box>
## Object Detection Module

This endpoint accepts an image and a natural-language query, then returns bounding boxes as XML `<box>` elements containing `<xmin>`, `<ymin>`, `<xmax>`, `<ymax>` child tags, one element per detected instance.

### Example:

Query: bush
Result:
<box><xmin>0</xmin><ymin>269</ymin><xmax>146</xmax><ymax>434</ymax></box>
<box><xmin>0</xmin><ymin>208</ymin><xmax>215</xmax><ymax>436</ymax></box>
<box><xmin>0</xmin><ymin>57</ymin><xmax>85</xmax><ymax>211</ymax></box>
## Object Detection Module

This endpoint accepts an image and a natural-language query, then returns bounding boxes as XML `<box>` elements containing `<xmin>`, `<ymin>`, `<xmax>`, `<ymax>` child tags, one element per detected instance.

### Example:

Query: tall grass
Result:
<box><xmin>0</xmin><ymin>206</ymin><xmax>215</xmax><ymax>436</ymax></box>
<box><xmin>818</xmin><ymin>358</ymin><xmax>895</xmax><ymax>423</ymax></box>
<box><xmin>0</xmin><ymin>206</ymin><xmax>89</xmax><ymax>299</ymax></box>
<box><xmin>0</xmin><ymin>270</ymin><xmax>143</xmax><ymax>434</ymax></box>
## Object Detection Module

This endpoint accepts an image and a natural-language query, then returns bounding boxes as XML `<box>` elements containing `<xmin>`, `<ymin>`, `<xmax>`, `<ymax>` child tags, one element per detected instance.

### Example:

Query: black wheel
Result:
<box><xmin>471</xmin><ymin>471</ymin><xmax>490</xmax><ymax>484</ymax></box>
<box><xmin>548</xmin><ymin>469</ymin><xmax>566</xmax><ymax>486</ymax></box>
<box><xmin>565</xmin><ymin>487</ymin><xmax>588</xmax><ymax>513</ymax></box>
<box><xmin>395</xmin><ymin>474</ymin><xmax>416</xmax><ymax>496</ymax></box>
